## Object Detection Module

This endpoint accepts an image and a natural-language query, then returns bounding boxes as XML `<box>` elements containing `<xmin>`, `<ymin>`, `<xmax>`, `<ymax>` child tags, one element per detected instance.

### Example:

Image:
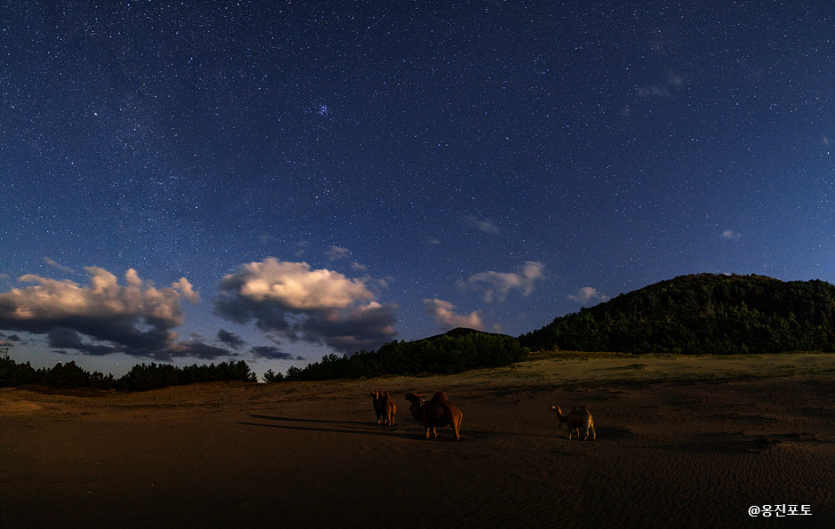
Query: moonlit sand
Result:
<box><xmin>3</xmin><ymin>353</ymin><xmax>835</xmax><ymax>528</ymax></box>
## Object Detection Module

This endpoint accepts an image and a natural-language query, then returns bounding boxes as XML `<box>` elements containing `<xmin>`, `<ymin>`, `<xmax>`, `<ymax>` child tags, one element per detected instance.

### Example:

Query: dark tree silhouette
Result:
<box><xmin>520</xmin><ymin>273</ymin><xmax>835</xmax><ymax>354</ymax></box>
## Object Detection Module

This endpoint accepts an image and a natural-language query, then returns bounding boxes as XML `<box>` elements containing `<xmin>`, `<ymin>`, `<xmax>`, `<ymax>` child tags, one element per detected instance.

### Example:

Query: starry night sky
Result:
<box><xmin>2</xmin><ymin>1</ymin><xmax>834</xmax><ymax>378</ymax></box>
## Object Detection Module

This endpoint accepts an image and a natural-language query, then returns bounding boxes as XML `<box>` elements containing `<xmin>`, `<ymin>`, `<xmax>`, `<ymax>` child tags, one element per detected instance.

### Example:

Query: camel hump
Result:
<box><xmin>569</xmin><ymin>406</ymin><xmax>592</xmax><ymax>419</ymax></box>
<box><xmin>424</xmin><ymin>401</ymin><xmax>446</xmax><ymax>420</ymax></box>
<box><xmin>430</xmin><ymin>392</ymin><xmax>449</xmax><ymax>403</ymax></box>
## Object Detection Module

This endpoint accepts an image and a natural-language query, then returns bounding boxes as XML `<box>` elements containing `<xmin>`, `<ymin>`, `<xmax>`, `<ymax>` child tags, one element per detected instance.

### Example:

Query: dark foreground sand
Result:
<box><xmin>3</xmin><ymin>352</ymin><xmax>835</xmax><ymax>528</ymax></box>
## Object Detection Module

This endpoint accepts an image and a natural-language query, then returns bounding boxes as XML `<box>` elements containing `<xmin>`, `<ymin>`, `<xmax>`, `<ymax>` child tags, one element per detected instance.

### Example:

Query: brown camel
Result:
<box><xmin>551</xmin><ymin>405</ymin><xmax>596</xmax><ymax>440</ymax></box>
<box><xmin>371</xmin><ymin>391</ymin><xmax>396</xmax><ymax>426</ymax></box>
<box><xmin>405</xmin><ymin>392</ymin><xmax>463</xmax><ymax>440</ymax></box>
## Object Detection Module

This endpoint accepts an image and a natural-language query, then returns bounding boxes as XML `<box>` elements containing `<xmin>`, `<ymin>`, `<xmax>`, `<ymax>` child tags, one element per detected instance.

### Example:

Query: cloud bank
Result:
<box><xmin>459</xmin><ymin>261</ymin><xmax>546</xmax><ymax>303</ymax></box>
<box><xmin>0</xmin><ymin>267</ymin><xmax>229</xmax><ymax>361</ymax></box>
<box><xmin>424</xmin><ymin>299</ymin><xmax>484</xmax><ymax>331</ymax></box>
<box><xmin>214</xmin><ymin>258</ymin><xmax>398</xmax><ymax>354</ymax></box>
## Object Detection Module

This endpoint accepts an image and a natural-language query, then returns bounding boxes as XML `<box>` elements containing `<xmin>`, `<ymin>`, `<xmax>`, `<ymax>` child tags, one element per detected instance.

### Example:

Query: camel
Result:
<box><xmin>551</xmin><ymin>405</ymin><xmax>596</xmax><ymax>440</ymax></box>
<box><xmin>405</xmin><ymin>392</ymin><xmax>463</xmax><ymax>441</ymax></box>
<box><xmin>371</xmin><ymin>391</ymin><xmax>396</xmax><ymax>426</ymax></box>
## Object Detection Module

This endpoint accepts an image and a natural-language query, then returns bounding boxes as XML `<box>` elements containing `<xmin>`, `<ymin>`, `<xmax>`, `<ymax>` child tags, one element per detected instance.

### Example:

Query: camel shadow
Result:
<box><xmin>240</xmin><ymin>414</ymin><xmax>420</xmax><ymax>440</ymax></box>
<box><xmin>594</xmin><ymin>425</ymin><xmax>634</xmax><ymax>440</ymax></box>
<box><xmin>251</xmin><ymin>414</ymin><xmax>361</xmax><ymax>426</ymax></box>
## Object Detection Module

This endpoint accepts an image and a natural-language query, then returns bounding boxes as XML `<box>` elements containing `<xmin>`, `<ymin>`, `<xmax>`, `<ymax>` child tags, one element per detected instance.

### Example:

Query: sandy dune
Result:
<box><xmin>3</xmin><ymin>352</ymin><xmax>835</xmax><ymax>528</ymax></box>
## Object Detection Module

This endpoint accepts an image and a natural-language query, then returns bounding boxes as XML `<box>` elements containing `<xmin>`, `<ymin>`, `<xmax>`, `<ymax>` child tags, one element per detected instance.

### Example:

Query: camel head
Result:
<box><xmin>550</xmin><ymin>405</ymin><xmax>568</xmax><ymax>423</ymax></box>
<box><xmin>406</xmin><ymin>392</ymin><xmax>426</xmax><ymax>421</ymax></box>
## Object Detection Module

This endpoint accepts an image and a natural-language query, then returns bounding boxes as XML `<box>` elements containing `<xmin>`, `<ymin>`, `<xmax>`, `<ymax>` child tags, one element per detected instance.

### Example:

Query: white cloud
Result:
<box><xmin>459</xmin><ymin>261</ymin><xmax>546</xmax><ymax>303</ymax></box>
<box><xmin>463</xmin><ymin>215</ymin><xmax>500</xmax><ymax>235</ymax></box>
<box><xmin>214</xmin><ymin>258</ymin><xmax>398</xmax><ymax>354</ymax></box>
<box><xmin>171</xmin><ymin>277</ymin><xmax>200</xmax><ymax>304</ymax></box>
<box><xmin>722</xmin><ymin>230</ymin><xmax>741</xmax><ymax>240</ymax></box>
<box><xmin>567</xmin><ymin>287</ymin><xmax>609</xmax><ymax>306</ymax></box>
<box><xmin>0</xmin><ymin>267</ymin><xmax>212</xmax><ymax>359</ymax></box>
<box><xmin>43</xmin><ymin>257</ymin><xmax>76</xmax><ymax>274</ymax></box>
<box><xmin>423</xmin><ymin>299</ymin><xmax>484</xmax><ymax>331</ymax></box>
<box><xmin>326</xmin><ymin>245</ymin><xmax>352</xmax><ymax>261</ymax></box>
<box><xmin>375</xmin><ymin>276</ymin><xmax>394</xmax><ymax>289</ymax></box>
<box><xmin>219</xmin><ymin>259</ymin><xmax>373</xmax><ymax>311</ymax></box>
<box><xmin>4</xmin><ymin>267</ymin><xmax>197</xmax><ymax>324</ymax></box>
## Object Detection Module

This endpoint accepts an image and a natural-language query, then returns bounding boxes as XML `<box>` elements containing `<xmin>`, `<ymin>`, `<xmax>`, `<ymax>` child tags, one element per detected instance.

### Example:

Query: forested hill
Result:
<box><xmin>519</xmin><ymin>274</ymin><xmax>835</xmax><ymax>354</ymax></box>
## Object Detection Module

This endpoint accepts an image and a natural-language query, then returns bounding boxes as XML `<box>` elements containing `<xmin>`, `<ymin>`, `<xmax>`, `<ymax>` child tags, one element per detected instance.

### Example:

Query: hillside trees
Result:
<box><xmin>281</xmin><ymin>331</ymin><xmax>526</xmax><ymax>381</ymax></box>
<box><xmin>520</xmin><ymin>274</ymin><xmax>835</xmax><ymax>354</ymax></box>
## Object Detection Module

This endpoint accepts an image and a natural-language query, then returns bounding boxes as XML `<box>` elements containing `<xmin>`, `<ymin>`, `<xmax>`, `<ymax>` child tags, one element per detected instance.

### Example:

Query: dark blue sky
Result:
<box><xmin>2</xmin><ymin>1</ymin><xmax>833</xmax><ymax>377</ymax></box>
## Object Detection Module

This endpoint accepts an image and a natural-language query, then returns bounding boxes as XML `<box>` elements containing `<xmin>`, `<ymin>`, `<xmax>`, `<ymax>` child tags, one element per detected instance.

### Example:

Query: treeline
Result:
<box><xmin>0</xmin><ymin>357</ymin><xmax>256</xmax><ymax>391</ymax></box>
<box><xmin>267</xmin><ymin>330</ymin><xmax>527</xmax><ymax>382</ymax></box>
<box><xmin>0</xmin><ymin>330</ymin><xmax>525</xmax><ymax>389</ymax></box>
<box><xmin>520</xmin><ymin>273</ymin><xmax>835</xmax><ymax>354</ymax></box>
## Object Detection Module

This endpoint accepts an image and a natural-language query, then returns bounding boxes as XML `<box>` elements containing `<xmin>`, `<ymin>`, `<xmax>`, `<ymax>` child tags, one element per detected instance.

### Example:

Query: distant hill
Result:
<box><xmin>422</xmin><ymin>327</ymin><xmax>510</xmax><ymax>341</ymax></box>
<box><xmin>280</xmin><ymin>327</ymin><xmax>525</xmax><ymax>381</ymax></box>
<box><xmin>519</xmin><ymin>273</ymin><xmax>835</xmax><ymax>354</ymax></box>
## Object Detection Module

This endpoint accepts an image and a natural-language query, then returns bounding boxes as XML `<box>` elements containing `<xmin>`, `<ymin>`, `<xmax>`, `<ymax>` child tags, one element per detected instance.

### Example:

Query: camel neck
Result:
<box><xmin>409</xmin><ymin>401</ymin><xmax>424</xmax><ymax>421</ymax></box>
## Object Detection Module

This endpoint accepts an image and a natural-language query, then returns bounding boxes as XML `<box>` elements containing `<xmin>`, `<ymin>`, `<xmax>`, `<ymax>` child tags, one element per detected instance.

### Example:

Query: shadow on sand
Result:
<box><xmin>240</xmin><ymin>414</ymin><xmax>421</xmax><ymax>440</ymax></box>
<box><xmin>243</xmin><ymin>415</ymin><xmax>590</xmax><ymax>443</ymax></box>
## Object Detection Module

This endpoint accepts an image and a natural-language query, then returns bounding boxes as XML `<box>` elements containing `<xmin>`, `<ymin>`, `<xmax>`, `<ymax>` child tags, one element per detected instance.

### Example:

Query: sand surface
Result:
<box><xmin>3</xmin><ymin>352</ymin><xmax>835</xmax><ymax>528</ymax></box>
